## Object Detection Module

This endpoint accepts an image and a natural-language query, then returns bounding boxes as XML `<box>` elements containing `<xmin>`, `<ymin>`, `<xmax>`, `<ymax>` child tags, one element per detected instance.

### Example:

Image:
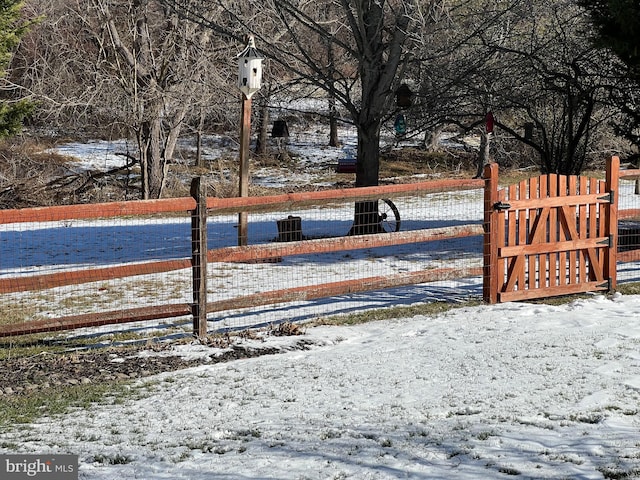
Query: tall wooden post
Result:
<box><xmin>483</xmin><ymin>162</ymin><xmax>500</xmax><ymax>303</ymax></box>
<box><xmin>191</xmin><ymin>176</ymin><xmax>208</xmax><ymax>338</ymax></box>
<box><xmin>238</xmin><ymin>96</ymin><xmax>251</xmax><ymax>246</ymax></box>
<box><xmin>605</xmin><ymin>156</ymin><xmax>619</xmax><ymax>292</ymax></box>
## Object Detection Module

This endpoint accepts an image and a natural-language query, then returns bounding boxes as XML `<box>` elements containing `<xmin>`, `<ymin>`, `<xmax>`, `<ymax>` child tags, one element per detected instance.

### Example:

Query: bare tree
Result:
<box><xmin>410</xmin><ymin>0</ymin><xmax>623</xmax><ymax>175</ymax></box>
<box><xmin>160</xmin><ymin>0</ymin><xmax>438</xmax><ymax>232</ymax></box>
<box><xmin>90</xmin><ymin>0</ymin><xmax>225</xmax><ymax>198</ymax></box>
<box><xmin>486</xmin><ymin>1</ymin><xmax>620</xmax><ymax>175</ymax></box>
<box><xmin>13</xmin><ymin>0</ymin><xmax>232</xmax><ymax>199</ymax></box>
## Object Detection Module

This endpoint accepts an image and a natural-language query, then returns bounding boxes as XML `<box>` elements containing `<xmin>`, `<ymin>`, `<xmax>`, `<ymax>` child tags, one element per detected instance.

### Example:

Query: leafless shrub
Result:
<box><xmin>0</xmin><ymin>138</ymin><xmax>73</xmax><ymax>208</ymax></box>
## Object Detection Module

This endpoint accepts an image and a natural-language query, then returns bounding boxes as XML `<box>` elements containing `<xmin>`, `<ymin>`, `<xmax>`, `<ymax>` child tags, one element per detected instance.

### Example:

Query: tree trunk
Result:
<box><xmin>137</xmin><ymin>97</ymin><xmax>186</xmax><ymax>199</ymax></box>
<box><xmin>355</xmin><ymin>120</ymin><xmax>381</xmax><ymax>188</ymax></box>
<box><xmin>329</xmin><ymin>95</ymin><xmax>339</xmax><ymax>147</ymax></box>
<box><xmin>255</xmin><ymin>90</ymin><xmax>270</xmax><ymax>156</ymax></box>
<box><xmin>349</xmin><ymin>120</ymin><xmax>384</xmax><ymax>235</ymax></box>
<box><xmin>137</xmin><ymin>128</ymin><xmax>150</xmax><ymax>200</ymax></box>
<box><xmin>145</xmin><ymin>116</ymin><xmax>165</xmax><ymax>199</ymax></box>
<box><xmin>348</xmin><ymin>200</ymin><xmax>385</xmax><ymax>235</ymax></box>
<box><xmin>423</xmin><ymin>126</ymin><xmax>442</xmax><ymax>151</ymax></box>
<box><xmin>196</xmin><ymin>108</ymin><xmax>205</xmax><ymax>168</ymax></box>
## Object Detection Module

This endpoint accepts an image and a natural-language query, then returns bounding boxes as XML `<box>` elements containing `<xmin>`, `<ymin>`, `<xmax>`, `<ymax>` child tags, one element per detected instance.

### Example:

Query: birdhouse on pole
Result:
<box><xmin>237</xmin><ymin>35</ymin><xmax>263</xmax><ymax>99</ymax></box>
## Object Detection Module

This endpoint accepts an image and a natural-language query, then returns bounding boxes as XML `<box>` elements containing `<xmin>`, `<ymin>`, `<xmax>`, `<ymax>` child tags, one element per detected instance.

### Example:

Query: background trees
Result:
<box><xmin>482</xmin><ymin>0</ymin><xmax>619</xmax><ymax>175</ymax></box>
<box><xmin>4</xmin><ymin>0</ymin><xmax>638</xmax><ymax>204</ymax></box>
<box><xmin>408</xmin><ymin>0</ymin><xmax>623</xmax><ymax>175</ymax></box>
<box><xmin>12</xmin><ymin>0</ymin><xmax>231</xmax><ymax>199</ymax></box>
<box><xmin>159</xmin><ymin>0</ymin><xmax>435</xmax><ymax>232</ymax></box>
<box><xmin>162</xmin><ymin>0</ymin><xmax>425</xmax><ymax>191</ymax></box>
<box><xmin>579</xmin><ymin>0</ymin><xmax>640</xmax><ymax>163</ymax></box>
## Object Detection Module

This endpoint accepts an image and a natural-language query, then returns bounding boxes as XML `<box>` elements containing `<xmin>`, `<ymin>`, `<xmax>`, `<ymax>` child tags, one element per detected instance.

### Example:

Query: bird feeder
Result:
<box><xmin>396</xmin><ymin>84</ymin><xmax>413</xmax><ymax>109</ymax></box>
<box><xmin>272</xmin><ymin>120</ymin><xmax>290</xmax><ymax>138</ymax></box>
<box><xmin>237</xmin><ymin>35</ymin><xmax>263</xmax><ymax>99</ymax></box>
<box><xmin>524</xmin><ymin>122</ymin><xmax>534</xmax><ymax>141</ymax></box>
<box><xmin>485</xmin><ymin>111</ymin><xmax>495</xmax><ymax>134</ymax></box>
<box><xmin>394</xmin><ymin>114</ymin><xmax>407</xmax><ymax>137</ymax></box>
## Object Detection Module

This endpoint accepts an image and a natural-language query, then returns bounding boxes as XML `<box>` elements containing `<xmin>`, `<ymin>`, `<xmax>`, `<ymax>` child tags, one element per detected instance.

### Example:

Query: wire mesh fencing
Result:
<box><xmin>201</xmin><ymin>184</ymin><xmax>486</xmax><ymax>331</ymax></box>
<box><xmin>0</xmin><ymin>180</ymin><xmax>486</xmax><ymax>338</ymax></box>
<box><xmin>1</xmin><ymin>165</ymin><xmax>639</xmax><ymax>340</ymax></box>
<box><xmin>618</xmin><ymin>172</ymin><xmax>640</xmax><ymax>283</ymax></box>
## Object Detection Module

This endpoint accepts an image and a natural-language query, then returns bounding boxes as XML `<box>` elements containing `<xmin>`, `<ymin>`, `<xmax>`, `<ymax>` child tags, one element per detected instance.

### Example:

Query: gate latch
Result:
<box><xmin>493</xmin><ymin>201</ymin><xmax>511</xmax><ymax>211</ymax></box>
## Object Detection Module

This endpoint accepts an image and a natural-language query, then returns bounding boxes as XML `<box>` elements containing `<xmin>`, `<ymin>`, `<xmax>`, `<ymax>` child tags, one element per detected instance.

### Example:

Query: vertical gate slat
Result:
<box><xmin>504</xmin><ymin>175</ymin><xmax>523</xmax><ymax>294</ymax></box>
<box><xmin>598</xmin><ymin>179</ymin><xmax>606</xmax><ymax>282</ymax></box>
<box><xmin>588</xmin><ymin>177</ymin><xmax>599</xmax><ymax>281</ymax></box>
<box><xmin>548</xmin><ymin>174</ymin><xmax>558</xmax><ymax>288</ymax></box>
<box><xmin>578</xmin><ymin>176</ymin><xmax>588</xmax><ymax>283</ymax></box>
<box><xmin>518</xmin><ymin>181</ymin><xmax>530</xmax><ymax>290</ymax></box>
<box><xmin>497</xmin><ymin>187</ymin><xmax>507</xmax><ymax>294</ymax></box>
<box><xmin>539</xmin><ymin>176</ymin><xmax>548</xmax><ymax>287</ymax></box>
<box><xmin>568</xmin><ymin>175</ymin><xmax>578</xmax><ymax>285</ymax></box>
<box><xmin>558</xmin><ymin>175</ymin><xmax>568</xmax><ymax>287</ymax></box>
<box><xmin>527</xmin><ymin>177</ymin><xmax>539</xmax><ymax>289</ymax></box>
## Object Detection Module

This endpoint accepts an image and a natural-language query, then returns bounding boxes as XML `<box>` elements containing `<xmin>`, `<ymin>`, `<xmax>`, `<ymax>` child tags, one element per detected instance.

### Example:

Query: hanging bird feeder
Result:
<box><xmin>396</xmin><ymin>84</ymin><xmax>413</xmax><ymax>109</ymax></box>
<box><xmin>486</xmin><ymin>111</ymin><xmax>495</xmax><ymax>134</ymax></box>
<box><xmin>394</xmin><ymin>114</ymin><xmax>407</xmax><ymax>137</ymax></box>
<box><xmin>524</xmin><ymin>122</ymin><xmax>534</xmax><ymax>141</ymax></box>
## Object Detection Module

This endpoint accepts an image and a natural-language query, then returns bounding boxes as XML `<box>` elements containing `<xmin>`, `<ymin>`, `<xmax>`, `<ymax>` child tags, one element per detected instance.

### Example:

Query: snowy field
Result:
<box><xmin>3</xmin><ymin>293</ymin><xmax>640</xmax><ymax>479</ymax></box>
<box><xmin>2</xmin><ymin>124</ymin><xmax>640</xmax><ymax>478</ymax></box>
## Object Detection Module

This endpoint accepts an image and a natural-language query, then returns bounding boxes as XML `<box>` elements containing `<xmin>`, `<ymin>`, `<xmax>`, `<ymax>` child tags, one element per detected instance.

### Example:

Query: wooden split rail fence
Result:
<box><xmin>0</xmin><ymin>177</ymin><xmax>485</xmax><ymax>337</ymax></box>
<box><xmin>0</xmin><ymin>157</ymin><xmax>639</xmax><ymax>337</ymax></box>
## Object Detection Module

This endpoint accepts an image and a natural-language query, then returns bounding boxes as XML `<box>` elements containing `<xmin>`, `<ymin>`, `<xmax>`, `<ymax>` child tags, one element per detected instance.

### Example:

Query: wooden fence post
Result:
<box><xmin>483</xmin><ymin>162</ymin><xmax>500</xmax><ymax>303</ymax></box>
<box><xmin>605</xmin><ymin>156</ymin><xmax>620</xmax><ymax>292</ymax></box>
<box><xmin>191</xmin><ymin>176</ymin><xmax>208</xmax><ymax>338</ymax></box>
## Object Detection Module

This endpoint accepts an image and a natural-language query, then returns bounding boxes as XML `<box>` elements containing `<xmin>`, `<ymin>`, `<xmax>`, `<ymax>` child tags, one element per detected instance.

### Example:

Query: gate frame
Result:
<box><xmin>483</xmin><ymin>157</ymin><xmax>619</xmax><ymax>304</ymax></box>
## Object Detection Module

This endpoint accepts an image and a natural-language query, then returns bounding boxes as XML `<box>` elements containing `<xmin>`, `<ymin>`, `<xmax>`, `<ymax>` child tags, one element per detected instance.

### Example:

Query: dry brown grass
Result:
<box><xmin>380</xmin><ymin>148</ymin><xmax>478</xmax><ymax>179</ymax></box>
<box><xmin>0</xmin><ymin>138</ymin><xmax>76</xmax><ymax>208</ymax></box>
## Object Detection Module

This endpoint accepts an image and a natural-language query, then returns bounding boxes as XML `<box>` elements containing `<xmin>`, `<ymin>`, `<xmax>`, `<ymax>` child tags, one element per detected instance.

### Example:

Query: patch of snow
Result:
<box><xmin>2</xmin><ymin>294</ymin><xmax>640</xmax><ymax>479</ymax></box>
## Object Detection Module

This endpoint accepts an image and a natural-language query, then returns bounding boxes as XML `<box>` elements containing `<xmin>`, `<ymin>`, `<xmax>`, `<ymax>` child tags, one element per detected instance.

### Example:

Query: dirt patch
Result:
<box><xmin>0</xmin><ymin>338</ymin><xmax>315</xmax><ymax>396</ymax></box>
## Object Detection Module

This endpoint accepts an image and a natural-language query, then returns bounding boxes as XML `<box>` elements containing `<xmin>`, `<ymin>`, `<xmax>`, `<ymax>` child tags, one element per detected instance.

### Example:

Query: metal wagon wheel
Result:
<box><xmin>379</xmin><ymin>199</ymin><xmax>401</xmax><ymax>232</ymax></box>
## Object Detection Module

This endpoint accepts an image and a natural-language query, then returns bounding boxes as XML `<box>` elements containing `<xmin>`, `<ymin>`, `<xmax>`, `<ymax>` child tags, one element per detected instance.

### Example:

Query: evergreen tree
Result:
<box><xmin>579</xmin><ymin>0</ymin><xmax>640</xmax><ymax>73</ymax></box>
<box><xmin>580</xmin><ymin>0</ymin><xmax>640</xmax><ymax>158</ymax></box>
<box><xmin>0</xmin><ymin>0</ymin><xmax>32</xmax><ymax>138</ymax></box>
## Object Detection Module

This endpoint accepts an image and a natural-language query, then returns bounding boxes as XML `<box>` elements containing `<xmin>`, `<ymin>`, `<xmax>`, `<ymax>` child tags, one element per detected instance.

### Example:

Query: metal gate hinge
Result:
<box><xmin>597</xmin><ymin>235</ymin><xmax>613</xmax><ymax>247</ymax></box>
<box><xmin>493</xmin><ymin>201</ymin><xmax>511</xmax><ymax>211</ymax></box>
<box><xmin>598</xmin><ymin>191</ymin><xmax>614</xmax><ymax>203</ymax></box>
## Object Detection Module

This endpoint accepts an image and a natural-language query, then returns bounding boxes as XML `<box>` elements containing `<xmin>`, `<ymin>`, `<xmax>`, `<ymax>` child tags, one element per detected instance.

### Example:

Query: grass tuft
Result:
<box><xmin>0</xmin><ymin>382</ymin><xmax>130</xmax><ymax>429</ymax></box>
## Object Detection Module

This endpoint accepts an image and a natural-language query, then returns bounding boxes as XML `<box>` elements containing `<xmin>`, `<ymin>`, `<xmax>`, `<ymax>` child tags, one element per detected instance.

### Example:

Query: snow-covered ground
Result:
<box><xmin>3</xmin><ymin>292</ymin><xmax>640</xmax><ymax>479</ymax></box>
<box><xmin>2</xmin><ymin>123</ymin><xmax>640</xmax><ymax>479</ymax></box>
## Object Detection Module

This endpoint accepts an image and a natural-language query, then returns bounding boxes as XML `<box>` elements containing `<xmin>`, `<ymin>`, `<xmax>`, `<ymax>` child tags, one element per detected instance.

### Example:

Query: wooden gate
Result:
<box><xmin>483</xmin><ymin>157</ymin><xmax>619</xmax><ymax>303</ymax></box>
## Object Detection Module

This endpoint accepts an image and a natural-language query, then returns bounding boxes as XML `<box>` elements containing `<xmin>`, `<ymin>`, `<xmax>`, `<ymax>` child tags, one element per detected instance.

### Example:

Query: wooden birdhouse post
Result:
<box><xmin>237</xmin><ymin>35</ymin><xmax>263</xmax><ymax>246</ymax></box>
